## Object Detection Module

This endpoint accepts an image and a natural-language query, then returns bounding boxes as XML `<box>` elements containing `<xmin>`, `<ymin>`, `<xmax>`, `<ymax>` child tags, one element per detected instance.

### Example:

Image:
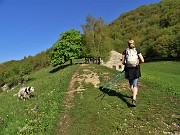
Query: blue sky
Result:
<box><xmin>0</xmin><ymin>0</ymin><xmax>161</xmax><ymax>63</ymax></box>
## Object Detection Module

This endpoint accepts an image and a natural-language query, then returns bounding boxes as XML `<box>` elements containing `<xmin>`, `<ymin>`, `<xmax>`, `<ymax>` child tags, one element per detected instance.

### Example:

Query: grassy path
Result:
<box><xmin>56</xmin><ymin>64</ymin><xmax>86</xmax><ymax>135</ymax></box>
<box><xmin>58</xmin><ymin>64</ymin><xmax>180</xmax><ymax>135</ymax></box>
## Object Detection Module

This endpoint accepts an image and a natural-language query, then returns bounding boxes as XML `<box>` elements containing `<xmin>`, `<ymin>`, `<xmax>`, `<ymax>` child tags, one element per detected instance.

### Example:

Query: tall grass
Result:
<box><xmin>0</xmin><ymin>64</ymin><xmax>79</xmax><ymax>135</ymax></box>
<box><xmin>141</xmin><ymin>61</ymin><xmax>180</xmax><ymax>95</ymax></box>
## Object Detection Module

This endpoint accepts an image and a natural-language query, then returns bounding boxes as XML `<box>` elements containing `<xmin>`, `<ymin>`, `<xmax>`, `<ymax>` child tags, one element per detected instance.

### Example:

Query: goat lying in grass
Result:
<box><xmin>14</xmin><ymin>87</ymin><xmax>35</xmax><ymax>100</ymax></box>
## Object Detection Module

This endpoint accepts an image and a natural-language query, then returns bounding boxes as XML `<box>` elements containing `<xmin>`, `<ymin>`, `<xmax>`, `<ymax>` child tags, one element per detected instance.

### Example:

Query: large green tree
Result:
<box><xmin>50</xmin><ymin>29</ymin><xmax>84</xmax><ymax>67</ymax></box>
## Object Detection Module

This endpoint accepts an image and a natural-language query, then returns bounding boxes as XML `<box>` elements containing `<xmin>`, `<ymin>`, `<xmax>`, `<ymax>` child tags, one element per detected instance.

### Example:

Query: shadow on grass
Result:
<box><xmin>49</xmin><ymin>62</ymin><xmax>85</xmax><ymax>74</ymax></box>
<box><xmin>98</xmin><ymin>86</ymin><xmax>135</xmax><ymax>107</ymax></box>
<box><xmin>49</xmin><ymin>64</ymin><xmax>70</xmax><ymax>73</ymax></box>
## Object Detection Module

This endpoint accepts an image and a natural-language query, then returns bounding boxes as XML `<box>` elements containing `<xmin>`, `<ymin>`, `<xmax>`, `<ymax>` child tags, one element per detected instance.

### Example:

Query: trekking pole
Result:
<box><xmin>108</xmin><ymin>71</ymin><xmax>124</xmax><ymax>91</ymax></box>
<box><xmin>102</xmin><ymin>71</ymin><xmax>124</xmax><ymax>92</ymax></box>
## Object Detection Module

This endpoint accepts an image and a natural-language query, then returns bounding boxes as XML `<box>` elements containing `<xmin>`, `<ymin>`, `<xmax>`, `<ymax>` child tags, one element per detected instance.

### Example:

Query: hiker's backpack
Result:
<box><xmin>125</xmin><ymin>48</ymin><xmax>139</xmax><ymax>67</ymax></box>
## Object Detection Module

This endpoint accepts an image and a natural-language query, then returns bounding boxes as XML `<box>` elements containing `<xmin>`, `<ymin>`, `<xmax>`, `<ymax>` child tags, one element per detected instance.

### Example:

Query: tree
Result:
<box><xmin>50</xmin><ymin>29</ymin><xmax>84</xmax><ymax>66</ymax></box>
<box><xmin>81</xmin><ymin>14</ymin><xmax>111</xmax><ymax>61</ymax></box>
<box><xmin>154</xmin><ymin>34</ymin><xmax>178</xmax><ymax>58</ymax></box>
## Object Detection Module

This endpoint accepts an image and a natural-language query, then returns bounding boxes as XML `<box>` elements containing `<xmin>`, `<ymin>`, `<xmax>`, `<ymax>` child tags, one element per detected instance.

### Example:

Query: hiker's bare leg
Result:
<box><xmin>130</xmin><ymin>85</ymin><xmax>138</xmax><ymax>100</ymax></box>
<box><xmin>132</xmin><ymin>87</ymin><xmax>138</xmax><ymax>100</ymax></box>
<box><xmin>129</xmin><ymin>78</ymin><xmax>138</xmax><ymax>100</ymax></box>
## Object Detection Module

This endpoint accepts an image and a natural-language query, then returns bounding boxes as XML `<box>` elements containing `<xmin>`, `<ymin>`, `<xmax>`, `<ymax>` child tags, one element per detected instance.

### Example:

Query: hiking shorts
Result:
<box><xmin>129</xmin><ymin>78</ymin><xmax>139</xmax><ymax>87</ymax></box>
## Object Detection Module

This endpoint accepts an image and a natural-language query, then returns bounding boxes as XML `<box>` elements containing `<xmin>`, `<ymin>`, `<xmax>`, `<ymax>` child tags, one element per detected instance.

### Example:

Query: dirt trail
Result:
<box><xmin>57</xmin><ymin>65</ymin><xmax>80</xmax><ymax>135</ymax></box>
<box><xmin>57</xmin><ymin>64</ymin><xmax>100</xmax><ymax>135</ymax></box>
<box><xmin>57</xmin><ymin>64</ymin><xmax>129</xmax><ymax>135</ymax></box>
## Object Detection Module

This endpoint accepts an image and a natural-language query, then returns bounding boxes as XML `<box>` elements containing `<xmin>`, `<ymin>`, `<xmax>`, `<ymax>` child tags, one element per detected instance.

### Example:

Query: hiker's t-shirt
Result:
<box><xmin>123</xmin><ymin>48</ymin><xmax>141</xmax><ymax>80</ymax></box>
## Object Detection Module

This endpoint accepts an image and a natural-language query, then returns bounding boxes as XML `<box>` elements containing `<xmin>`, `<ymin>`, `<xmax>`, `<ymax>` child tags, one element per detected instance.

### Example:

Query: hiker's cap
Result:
<box><xmin>128</xmin><ymin>40</ymin><xmax>134</xmax><ymax>44</ymax></box>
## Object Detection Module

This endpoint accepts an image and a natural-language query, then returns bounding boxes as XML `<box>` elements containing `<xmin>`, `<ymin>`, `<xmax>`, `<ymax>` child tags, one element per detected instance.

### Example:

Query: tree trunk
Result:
<box><xmin>70</xmin><ymin>59</ymin><xmax>73</xmax><ymax>65</ymax></box>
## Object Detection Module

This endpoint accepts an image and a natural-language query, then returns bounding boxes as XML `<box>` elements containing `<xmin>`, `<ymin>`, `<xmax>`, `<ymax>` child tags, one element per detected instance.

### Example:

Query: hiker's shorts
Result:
<box><xmin>129</xmin><ymin>78</ymin><xmax>138</xmax><ymax>87</ymax></box>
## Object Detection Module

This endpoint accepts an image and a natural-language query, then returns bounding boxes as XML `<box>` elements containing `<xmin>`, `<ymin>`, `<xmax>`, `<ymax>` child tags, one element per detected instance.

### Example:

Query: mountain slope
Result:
<box><xmin>107</xmin><ymin>0</ymin><xmax>180</xmax><ymax>59</ymax></box>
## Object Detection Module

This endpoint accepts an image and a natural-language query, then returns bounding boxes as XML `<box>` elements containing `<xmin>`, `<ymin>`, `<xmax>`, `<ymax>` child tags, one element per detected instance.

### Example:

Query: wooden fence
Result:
<box><xmin>85</xmin><ymin>57</ymin><xmax>101</xmax><ymax>64</ymax></box>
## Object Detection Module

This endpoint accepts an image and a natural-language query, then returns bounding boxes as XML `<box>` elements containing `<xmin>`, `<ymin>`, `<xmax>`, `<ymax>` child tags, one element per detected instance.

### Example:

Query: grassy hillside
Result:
<box><xmin>0</xmin><ymin>61</ymin><xmax>179</xmax><ymax>135</ymax></box>
<box><xmin>141</xmin><ymin>61</ymin><xmax>180</xmax><ymax>95</ymax></box>
<box><xmin>0</xmin><ymin>64</ymin><xmax>79</xmax><ymax>135</ymax></box>
<box><xmin>107</xmin><ymin>0</ymin><xmax>180</xmax><ymax>59</ymax></box>
<box><xmin>57</xmin><ymin>62</ymin><xmax>179</xmax><ymax>135</ymax></box>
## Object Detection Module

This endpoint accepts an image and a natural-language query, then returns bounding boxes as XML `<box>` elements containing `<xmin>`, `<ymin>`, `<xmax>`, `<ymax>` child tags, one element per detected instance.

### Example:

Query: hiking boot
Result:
<box><xmin>132</xmin><ymin>99</ymin><xmax>137</xmax><ymax>106</ymax></box>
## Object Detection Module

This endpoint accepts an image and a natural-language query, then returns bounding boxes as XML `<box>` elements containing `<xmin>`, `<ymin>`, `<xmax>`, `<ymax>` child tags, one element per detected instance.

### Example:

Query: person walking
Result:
<box><xmin>121</xmin><ymin>39</ymin><xmax>144</xmax><ymax>106</ymax></box>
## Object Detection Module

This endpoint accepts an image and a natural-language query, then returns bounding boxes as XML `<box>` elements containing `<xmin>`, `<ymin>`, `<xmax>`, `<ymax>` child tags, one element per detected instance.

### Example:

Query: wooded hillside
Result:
<box><xmin>0</xmin><ymin>49</ymin><xmax>51</xmax><ymax>88</ymax></box>
<box><xmin>107</xmin><ymin>0</ymin><xmax>180</xmax><ymax>60</ymax></box>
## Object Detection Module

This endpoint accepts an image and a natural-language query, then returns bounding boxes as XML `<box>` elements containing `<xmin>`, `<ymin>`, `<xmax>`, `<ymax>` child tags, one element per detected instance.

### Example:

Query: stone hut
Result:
<box><xmin>101</xmin><ymin>50</ymin><xmax>124</xmax><ymax>71</ymax></box>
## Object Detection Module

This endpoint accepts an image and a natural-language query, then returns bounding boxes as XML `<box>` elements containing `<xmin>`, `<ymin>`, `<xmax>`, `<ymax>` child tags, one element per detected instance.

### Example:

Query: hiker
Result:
<box><xmin>121</xmin><ymin>39</ymin><xmax>144</xmax><ymax>106</ymax></box>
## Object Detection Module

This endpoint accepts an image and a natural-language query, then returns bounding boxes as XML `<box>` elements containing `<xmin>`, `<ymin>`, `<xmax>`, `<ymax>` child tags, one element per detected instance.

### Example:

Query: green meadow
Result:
<box><xmin>141</xmin><ymin>61</ymin><xmax>180</xmax><ymax>95</ymax></box>
<box><xmin>0</xmin><ymin>64</ymin><xmax>79</xmax><ymax>135</ymax></box>
<box><xmin>0</xmin><ymin>61</ymin><xmax>179</xmax><ymax>135</ymax></box>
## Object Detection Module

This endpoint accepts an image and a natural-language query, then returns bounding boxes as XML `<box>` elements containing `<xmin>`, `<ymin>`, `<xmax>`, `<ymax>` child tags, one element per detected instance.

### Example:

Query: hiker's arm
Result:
<box><xmin>138</xmin><ymin>53</ymin><xmax>144</xmax><ymax>63</ymax></box>
<box><xmin>122</xmin><ymin>55</ymin><xmax>125</xmax><ymax>65</ymax></box>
